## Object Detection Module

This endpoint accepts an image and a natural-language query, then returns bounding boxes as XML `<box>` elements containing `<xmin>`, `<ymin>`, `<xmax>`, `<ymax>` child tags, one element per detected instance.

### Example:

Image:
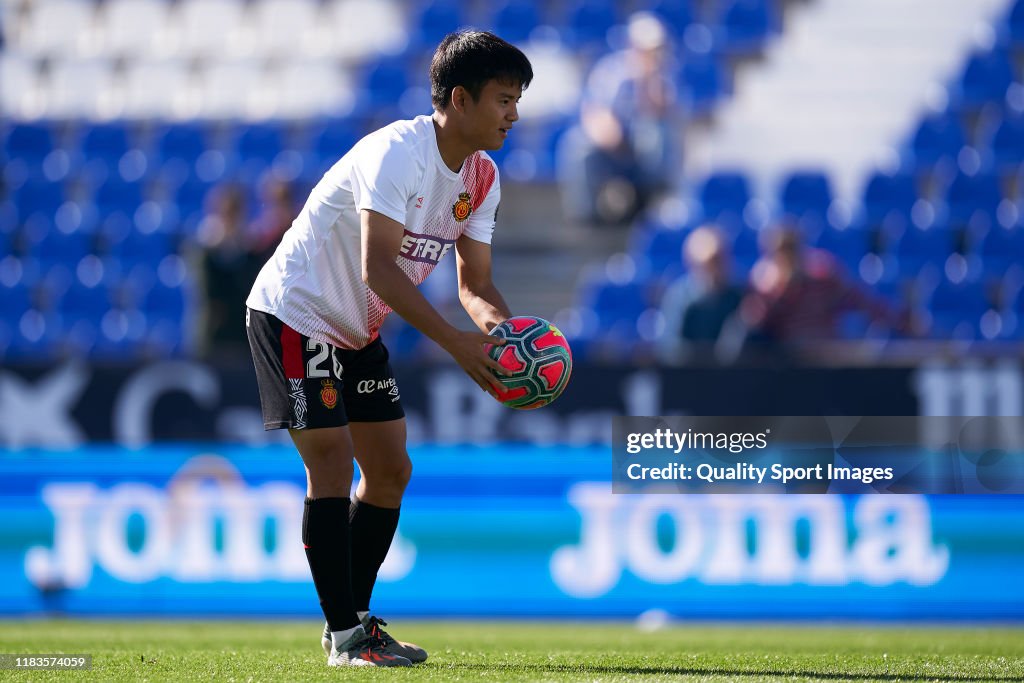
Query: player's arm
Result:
<box><xmin>455</xmin><ymin>234</ymin><xmax>512</xmax><ymax>334</ymax></box>
<box><xmin>361</xmin><ymin>209</ymin><xmax>506</xmax><ymax>395</ymax></box>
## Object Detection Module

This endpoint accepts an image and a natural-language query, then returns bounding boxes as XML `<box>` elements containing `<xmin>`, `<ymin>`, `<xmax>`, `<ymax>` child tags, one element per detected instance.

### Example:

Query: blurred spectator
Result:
<box><xmin>557</xmin><ymin>12</ymin><xmax>683</xmax><ymax>227</ymax></box>
<box><xmin>741</xmin><ymin>226</ymin><xmax>907</xmax><ymax>348</ymax></box>
<box><xmin>657</xmin><ymin>225</ymin><xmax>745</xmax><ymax>362</ymax></box>
<box><xmin>192</xmin><ymin>184</ymin><xmax>263</xmax><ymax>358</ymax></box>
<box><xmin>249</xmin><ymin>176</ymin><xmax>297</xmax><ymax>263</ymax></box>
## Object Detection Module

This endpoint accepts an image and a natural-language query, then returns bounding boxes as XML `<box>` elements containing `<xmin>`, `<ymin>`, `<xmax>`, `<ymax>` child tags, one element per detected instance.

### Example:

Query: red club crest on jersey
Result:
<box><xmin>452</xmin><ymin>192</ymin><xmax>473</xmax><ymax>222</ymax></box>
<box><xmin>320</xmin><ymin>379</ymin><xmax>338</xmax><ymax>409</ymax></box>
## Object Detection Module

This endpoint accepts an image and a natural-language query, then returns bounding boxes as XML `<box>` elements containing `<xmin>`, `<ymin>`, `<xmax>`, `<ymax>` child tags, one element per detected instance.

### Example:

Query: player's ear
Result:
<box><xmin>451</xmin><ymin>85</ymin><xmax>468</xmax><ymax>114</ymax></box>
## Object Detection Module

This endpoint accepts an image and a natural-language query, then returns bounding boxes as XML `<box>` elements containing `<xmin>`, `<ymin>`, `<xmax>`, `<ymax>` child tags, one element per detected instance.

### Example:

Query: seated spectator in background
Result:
<box><xmin>193</xmin><ymin>177</ymin><xmax>298</xmax><ymax>358</ymax></box>
<box><xmin>741</xmin><ymin>226</ymin><xmax>906</xmax><ymax>348</ymax></box>
<box><xmin>193</xmin><ymin>183</ymin><xmax>263</xmax><ymax>358</ymax></box>
<box><xmin>249</xmin><ymin>176</ymin><xmax>297</xmax><ymax>263</ymax></box>
<box><xmin>658</xmin><ymin>225</ymin><xmax>745</xmax><ymax>362</ymax></box>
<box><xmin>557</xmin><ymin>12</ymin><xmax>683</xmax><ymax>227</ymax></box>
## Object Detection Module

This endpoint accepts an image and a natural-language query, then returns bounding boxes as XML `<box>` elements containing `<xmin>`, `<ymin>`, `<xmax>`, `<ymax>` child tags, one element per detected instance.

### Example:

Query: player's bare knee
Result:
<box><xmin>298</xmin><ymin>440</ymin><xmax>355</xmax><ymax>497</ymax></box>
<box><xmin>364</xmin><ymin>456</ymin><xmax>412</xmax><ymax>494</ymax></box>
<box><xmin>393</xmin><ymin>457</ymin><xmax>413</xmax><ymax>489</ymax></box>
<box><xmin>307</xmin><ymin>461</ymin><xmax>354</xmax><ymax>498</ymax></box>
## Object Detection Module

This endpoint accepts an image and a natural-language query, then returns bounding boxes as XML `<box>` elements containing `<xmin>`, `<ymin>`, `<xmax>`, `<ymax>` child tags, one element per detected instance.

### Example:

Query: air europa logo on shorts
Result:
<box><xmin>399</xmin><ymin>230</ymin><xmax>455</xmax><ymax>265</ymax></box>
<box><xmin>357</xmin><ymin>378</ymin><xmax>398</xmax><ymax>394</ymax></box>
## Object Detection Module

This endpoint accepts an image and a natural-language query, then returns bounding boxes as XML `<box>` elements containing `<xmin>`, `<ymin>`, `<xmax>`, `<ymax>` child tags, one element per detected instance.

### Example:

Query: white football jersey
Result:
<box><xmin>247</xmin><ymin>115</ymin><xmax>500</xmax><ymax>350</ymax></box>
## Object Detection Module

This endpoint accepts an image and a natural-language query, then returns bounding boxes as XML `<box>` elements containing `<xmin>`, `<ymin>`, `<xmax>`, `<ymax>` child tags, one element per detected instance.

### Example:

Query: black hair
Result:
<box><xmin>430</xmin><ymin>30</ymin><xmax>533</xmax><ymax>111</ymax></box>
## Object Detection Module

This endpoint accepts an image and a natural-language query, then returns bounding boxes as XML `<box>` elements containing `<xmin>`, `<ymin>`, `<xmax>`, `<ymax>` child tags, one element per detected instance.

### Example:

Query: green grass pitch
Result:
<box><xmin>0</xmin><ymin>620</ymin><xmax>1021</xmax><ymax>681</ymax></box>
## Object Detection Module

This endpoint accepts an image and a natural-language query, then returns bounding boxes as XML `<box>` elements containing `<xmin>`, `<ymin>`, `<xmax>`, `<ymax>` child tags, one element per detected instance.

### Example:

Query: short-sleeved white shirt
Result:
<box><xmin>247</xmin><ymin>115</ymin><xmax>501</xmax><ymax>350</ymax></box>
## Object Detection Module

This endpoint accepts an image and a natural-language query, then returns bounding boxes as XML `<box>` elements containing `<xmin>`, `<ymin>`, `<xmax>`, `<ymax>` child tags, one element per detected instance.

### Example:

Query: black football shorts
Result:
<box><xmin>246</xmin><ymin>308</ymin><xmax>405</xmax><ymax>430</ymax></box>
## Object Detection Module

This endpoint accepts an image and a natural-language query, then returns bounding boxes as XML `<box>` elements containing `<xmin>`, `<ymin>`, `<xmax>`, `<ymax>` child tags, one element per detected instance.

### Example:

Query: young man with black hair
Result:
<box><xmin>245</xmin><ymin>31</ymin><xmax>533</xmax><ymax>667</ymax></box>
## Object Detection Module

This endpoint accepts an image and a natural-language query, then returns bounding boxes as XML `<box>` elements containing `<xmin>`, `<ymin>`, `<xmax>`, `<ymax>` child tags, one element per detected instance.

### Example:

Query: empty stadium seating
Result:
<box><xmin>3</xmin><ymin>0</ymin><xmax>1019</xmax><ymax>362</ymax></box>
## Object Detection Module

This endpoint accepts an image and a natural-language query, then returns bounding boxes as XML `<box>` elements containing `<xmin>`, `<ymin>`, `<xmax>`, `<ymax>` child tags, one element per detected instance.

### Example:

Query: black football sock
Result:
<box><xmin>348</xmin><ymin>497</ymin><xmax>401</xmax><ymax>613</ymax></box>
<box><xmin>302</xmin><ymin>497</ymin><xmax>360</xmax><ymax>632</ymax></box>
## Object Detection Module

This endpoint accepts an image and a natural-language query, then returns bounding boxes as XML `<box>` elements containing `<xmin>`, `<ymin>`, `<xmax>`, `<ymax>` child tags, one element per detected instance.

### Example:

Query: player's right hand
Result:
<box><xmin>442</xmin><ymin>331</ymin><xmax>509</xmax><ymax>398</ymax></box>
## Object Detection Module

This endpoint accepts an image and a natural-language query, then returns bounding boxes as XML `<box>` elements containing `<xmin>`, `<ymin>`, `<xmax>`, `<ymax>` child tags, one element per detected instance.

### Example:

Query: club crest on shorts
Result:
<box><xmin>319</xmin><ymin>379</ymin><xmax>338</xmax><ymax>409</ymax></box>
<box><xmin>452</xmin><ymin>191</ymin><xmax>473</xmax><ymax>222</ymax></box>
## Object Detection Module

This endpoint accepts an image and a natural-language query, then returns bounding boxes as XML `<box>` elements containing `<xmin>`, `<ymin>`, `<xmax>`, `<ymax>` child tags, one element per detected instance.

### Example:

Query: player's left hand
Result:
<box><xmin>442</xmin><ymin>330</ymin><xmax>509</xmax><ymax>398</ymax></box>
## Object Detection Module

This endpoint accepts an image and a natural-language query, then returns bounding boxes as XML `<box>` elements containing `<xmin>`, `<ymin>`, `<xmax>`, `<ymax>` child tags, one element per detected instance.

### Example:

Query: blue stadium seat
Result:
<box><xmin>496</xmin><ymin>119</ymin><xmax>568</xmax><ymax>182</ymax></box>
<box><xmin>382</xmin><ymin>319</ymin><xmax>427</xmax><ymax>358</ymax></box>
<box><xmin>910</xmin><ymin>113</ymin><xmax>965</xmax><ymax>165</ymax></box>
<box><xmin>145</xmin><ymin>277</ymin><xmax>187</xmax><ymax>324</ymax></box>
<box><xmin>489</xmin><ymin>1</ymin><xmax>541</xmax><ymax>44</ymax></box>
<box><xmin>814</xmin><ymin>225</ymin><xmax>872</xmax><ymax>273</ymax></box>
<box><xmin>143</xmin><ymin>280</ymin><xmax>188</xmax><ymax>355</ymax></box>
<box><xmin>779</xmin><ymin>170</ymin><xmax>833</xmax><ymax>225</ymax></box>
<box><xmin>1008</xmin><ymin>276</ymin><xmax>1024</xmax><ymax>313</ymax></box>
<box><xmin>698</xmin><ymin>171</ymin><xmax>751</xmax><ymax>227</ymax></box>
<box><xmin>112</xmin><ymin>229</ymin><xmax>175</xmax><ymax>266</ymax></box>
<box><xmin>731</xmin><ymin>225</ymin><xmax>760</xmax><ymax>272</ymax></box>
<box><xmin>0</xmin><ymin>282</ymin><xmax>33</xmax><ymax>323</ymax></box>
<box><xmin>887</xmin><ymin>224</ymin><xmax>956</xmax><ymax>271</ymax></box>
<box><xmin>968</xmin><ymin>223</ymin><xmax>1024</xmax><ymax>275</ymax></box>
<box><xmin>173</xmin><ymin>178</ymin><xmax>213</xmax><ymax>221</ymax></box>
<box><xmin>51</xmin><ymin>197</ymin><xmax>102</xmax><ymax>236</ymax></box>
<box><xmin>29</xmin><ymin>227</ymin><xmax>94</xmax><ymax>268</ymax></box>
<box><xmin>360</xmin><ymin>57</ymin><xmax>411</xmax><ymax>111</ymax></box>
<box><xmin>79</xmin><ymin>122</ymin><xmax>132</xmax><ymax>163</ymax></box>
<box><xmin>155</xmin><ymin>123</ymin><xmax>209</xmax><ymax>165</ymax></box>
<box><xmin>980</xmin><ymin>308</ymin><xmax>1020</xmax><ymax>340</ymax></box>
<box><xmin>639</xmin><ymin>0</ymin><xmax>693</xmax><ymax>32</ymax></box>
<box><xmin>1004</xmin><ymin>0</ymin><xmax>1024</xmax><ymax>44</ymax></box>
<box><xmin>3</xmin><ymin>123</ymin><xmax>55</xmax><ymax>165</ymax></box>
<box><xmin>680</xmin><ymin>56</ymin><xmax>730</xmax><ymax>113</ymax></box>
<box><xmin>59</xmin><ymin>280</ymin><xmax>113</xmax><ymax>325</ymax></box>
<box><xmin>945</xmin><ymin>172</ymin><xmax>1002</xmax><ymax>223</ymax></box>
<box><xmin>956</xmin><ymin>50</ymin><xmax>1015</xmax><ymax>109</ymax></box>
<box><xmin>635</xmin><ymin>227</ymin><xmax>689</xmax><ymax>281</ymax></box>
<box><xmin>926</xmin><ymin>276</ymin><xmax>989</xmax><ymax>338</ymax></box>
<box><xmin>583</xmin><ymin>278</ymin><xmax>649</xmax><ymax>347</ymax></box>
<box><xmin>61</xmin><ymin>279</ymin><xmax>112</xmax><ymax>319</ymax></box>
<box><xmin>563</xmin><ymin>0</ymin><xmax>618</xmax><ymax>48</ymax></box>
<box><xmin>93</xmin><ymin>178</ymin><xmax>144</xmax><ymax>215</ymax></box>
<box><xmin>988</xmin><ymin>114</ymin><xmax>1024</xmax><ymax>170</ymax></box>
<box><xmin>861</xmin><ymin>171</ymin><xmax>917</xmax><ymax>225</ymax></box>
<box><xmin>538</xmin><ymin>119</ymin><xmax>571</xmax><ymax>181</ymax></box>
<box><xmin>12</xmin><ymin>178</ymin><xmax>63</xmax><ymax>220</ymax></box>
<box><xmin>309</xmin><ymin>117</ymin><xmax>362</xmax><ymax>167</ymax></box>
<box><xmin>234</xmin><ymin>122</ymin><xmax>288</xmax><ymax>165</ymax></box>
<box><xmin>93</xmin><ymin>326</ymin><xmax>141</xmax><ymax>359</ymax></box>
<box><xmin>133</xmin><ymin>199</ymin><xmax>180</xmax><ymax>235</ymax></box>
<box><xmin>4</xmin><ymin>309</ymin><xmax>64</xmax><ymax>361</ymax></box>
<box><xmin>872</xmin><ymin>271</ymin><xmax>909</xmax><ymax>306</ymax></box>
<box><xmin>413</xmin><ymin>0</ymin><xmax>464</xmax><ymax>49</ymax></box>
<box><xmin>13</xmin><ymin>213</ymin><xmax>51</xmax><ymax>259</ymax></box>
<box><xmin>716</xmin><ymin>0</ymin><xmax>778</xmax><ymax>55</ymax></box>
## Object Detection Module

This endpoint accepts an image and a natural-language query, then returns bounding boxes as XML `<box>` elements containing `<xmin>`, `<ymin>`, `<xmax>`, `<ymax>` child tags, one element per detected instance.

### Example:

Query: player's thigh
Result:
<box><xmin>290</xmin><ymin>426</ymin><xmax>356</xmax><ymax>496</ymax></box>
<box><xmin>340</xmin><ymin>337</ymin><xmax>407</xmax><ymax>481</ymax></box>
<box><xmin>349</xmin><ymin>418</ymin><xmax>411</xmax><ymax>481</ymax></box>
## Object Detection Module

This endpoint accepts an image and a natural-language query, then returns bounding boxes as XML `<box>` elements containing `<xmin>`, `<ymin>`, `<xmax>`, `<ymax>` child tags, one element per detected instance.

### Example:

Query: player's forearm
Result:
<box><xmin>364</xmin><ymin>261</ymin><xmax>460</xmax><ymax>347</ymax></box>
<box><xmin>460</xmin><ymin>283</ymin><xmax>511</xmax><ymax>333</ymax></box>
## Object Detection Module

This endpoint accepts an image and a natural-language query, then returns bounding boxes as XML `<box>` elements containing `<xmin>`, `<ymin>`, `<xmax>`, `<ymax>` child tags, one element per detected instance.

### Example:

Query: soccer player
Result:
<box><xmin>245</xmin><ymin>32</ymin><xmax>532</xmax><ymax>667</ymax></box>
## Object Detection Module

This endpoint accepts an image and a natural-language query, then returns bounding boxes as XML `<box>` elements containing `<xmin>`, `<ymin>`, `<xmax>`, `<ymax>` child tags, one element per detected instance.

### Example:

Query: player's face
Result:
<box><xmin>464</xmin><ymin>79</ymin><xmax>522</xmax><ymax>151</ymax></box>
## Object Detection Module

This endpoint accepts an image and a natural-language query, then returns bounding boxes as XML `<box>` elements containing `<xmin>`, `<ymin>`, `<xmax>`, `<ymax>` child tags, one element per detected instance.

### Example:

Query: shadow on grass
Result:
<box><xmin>436</xmin><ymin>662</ymin><xmax>1024</xmax><ymax>681</ymax></box>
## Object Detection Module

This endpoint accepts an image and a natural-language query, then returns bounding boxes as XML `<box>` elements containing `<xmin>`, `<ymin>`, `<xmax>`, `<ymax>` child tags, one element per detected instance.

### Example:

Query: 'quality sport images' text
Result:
<box><xmin>625</xmin><ymin>462</ymin><xmax>895</xmax><ymax>485</ymax></box>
